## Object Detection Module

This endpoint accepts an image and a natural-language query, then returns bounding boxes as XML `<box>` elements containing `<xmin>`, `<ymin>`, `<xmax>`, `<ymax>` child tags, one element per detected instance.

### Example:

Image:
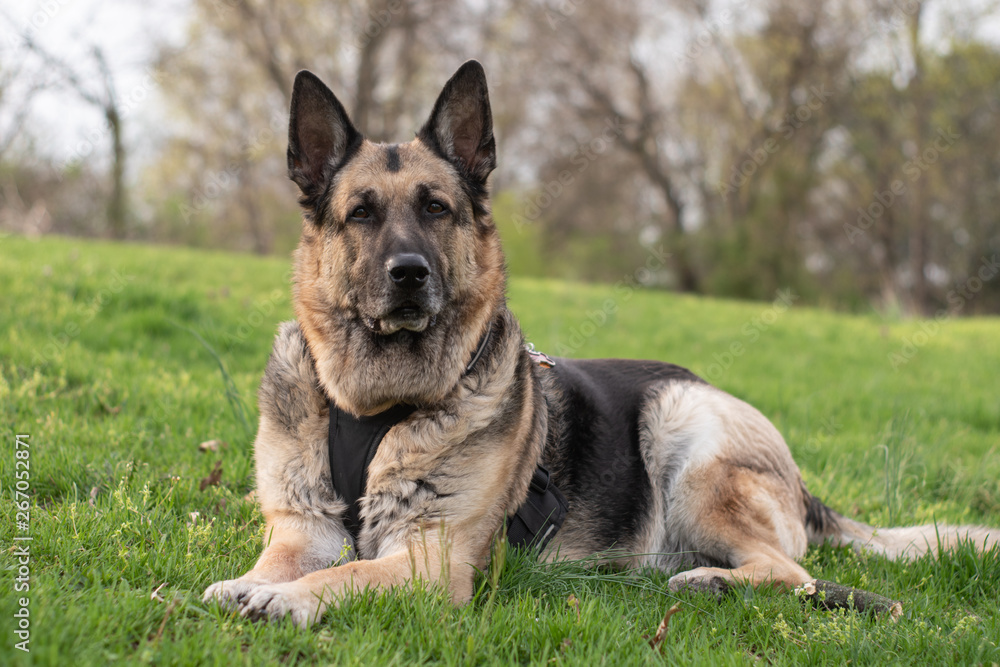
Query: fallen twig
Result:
<box><xmin>648</xmin><ymin>604</ymin><xmax>682</xmax><ymax>652</ymax></box>
<box><xmin>795</xmin><ymin>579</ymin><xmax>903</xmax><ymax>622</ymax></box>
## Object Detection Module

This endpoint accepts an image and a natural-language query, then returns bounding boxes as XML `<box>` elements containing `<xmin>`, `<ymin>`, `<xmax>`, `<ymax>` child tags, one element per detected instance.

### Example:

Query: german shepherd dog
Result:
<box><xmin>204</xmin><ymin>61</ymin><xmax>997</xmax><ymax>627</ymax></box>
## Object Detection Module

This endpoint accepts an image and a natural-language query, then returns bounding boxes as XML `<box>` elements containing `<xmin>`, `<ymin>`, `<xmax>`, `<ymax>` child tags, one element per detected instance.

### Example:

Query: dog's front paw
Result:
<box><xmin>239</xmin><ymin>582</ymin><xmax>327</xmax><ymax>628</ymax></box>
<box><xmin>203</xmin><ymin>578</ymin><xmax>267</xmax><ymax>611</ymax></box>
<box><xmin>667</xmin><ymin>567</ymin><xmax>731</xmax><ymax>597</ymax></box>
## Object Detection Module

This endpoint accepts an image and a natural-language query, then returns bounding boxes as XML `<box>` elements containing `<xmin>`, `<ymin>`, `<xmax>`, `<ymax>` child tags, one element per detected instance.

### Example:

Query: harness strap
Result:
<box><xmin>505</xmin><ymin>465</ymin><xmax>568</xmax><ymax>550</ymax></box>
<box><xmin>329</xmin><ymin>402</ymin><xmax>416</xmax><ymax>542</ymax></box>
<box><xmin>327</xmin><ymin>327</ymin><xmax>567</xmax><ymax>552</ymax></box>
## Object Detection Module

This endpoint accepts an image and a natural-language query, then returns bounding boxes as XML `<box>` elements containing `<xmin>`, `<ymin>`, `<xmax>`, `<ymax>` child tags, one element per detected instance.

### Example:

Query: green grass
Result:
<box><xmin>1</xmin><ymin>234</ymin><xmax>998</xmax><ymax>665</ymax></box>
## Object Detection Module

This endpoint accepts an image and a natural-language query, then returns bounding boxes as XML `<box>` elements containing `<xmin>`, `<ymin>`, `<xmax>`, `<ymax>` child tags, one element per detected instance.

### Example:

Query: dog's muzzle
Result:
<box><xmin>366</xmin><ymin>253</ymin><xmax>439</xmax><ymax>335</ymax></box>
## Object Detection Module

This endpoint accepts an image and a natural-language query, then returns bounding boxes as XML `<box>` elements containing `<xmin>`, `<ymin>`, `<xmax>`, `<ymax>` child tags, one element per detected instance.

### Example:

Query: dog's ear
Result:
<box><xmin>287</xmin><ymin>70</ymin><xmax>362</xmax><ymax>203</ymax></box>
<box><xmin>418</xmin><ymin>60</ymin><xmax>496</xmax><ymax>184</ymax></box>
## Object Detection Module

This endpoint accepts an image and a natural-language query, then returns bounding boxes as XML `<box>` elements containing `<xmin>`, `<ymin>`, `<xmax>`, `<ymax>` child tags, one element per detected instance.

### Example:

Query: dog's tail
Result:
<box><xmin>801</xmin><ymin>485</ymin><xmax>998</xmax><ymax>560</ymax></box>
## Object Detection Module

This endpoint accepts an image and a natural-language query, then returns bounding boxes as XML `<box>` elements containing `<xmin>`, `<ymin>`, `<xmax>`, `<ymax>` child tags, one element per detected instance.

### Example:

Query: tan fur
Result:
<box><xmin>612</xmin><ymin>382</ymin><xmax>813</xmax><ymax>590</ymax></box>
<box><xmin>293</xmin><ymin>140</ymin><xmax>503</xmax><ymax>417</ymax></box>
<box><xmin>203</xmin><ymin>121</ymin><xmax>532</xmax><ymax>622</ymax></box>
<box><xmin>821</xmin><ymin>517</ymin><xmax>997</xmax><ymax>560</ymax></box>
<box><xmin>234</xmin><ymin>529</ymin><xmax>461</xmax><ymax>627</ymax></box>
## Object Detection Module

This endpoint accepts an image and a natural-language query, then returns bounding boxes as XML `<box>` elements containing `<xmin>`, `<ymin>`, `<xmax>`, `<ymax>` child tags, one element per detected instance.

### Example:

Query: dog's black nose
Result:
<box><xmin>386</xmin><ymin>253</ymin><xmax>430</xmax><ymax>290</ymax></box>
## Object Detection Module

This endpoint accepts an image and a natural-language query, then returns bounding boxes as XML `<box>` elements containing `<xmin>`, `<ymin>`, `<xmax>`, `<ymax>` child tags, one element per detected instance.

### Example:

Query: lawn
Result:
<box><xmin>1</xmin><ymin>234</ymin><xmax>998</xmax><ymax>665</ymax></box>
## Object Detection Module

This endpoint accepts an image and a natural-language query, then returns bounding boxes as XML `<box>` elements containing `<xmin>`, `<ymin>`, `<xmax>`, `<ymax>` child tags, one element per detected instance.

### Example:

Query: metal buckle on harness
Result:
<box><xmin>525</xmin><ymin>342</ymin><xmax>556</xmax><ymax>368</ymax></box>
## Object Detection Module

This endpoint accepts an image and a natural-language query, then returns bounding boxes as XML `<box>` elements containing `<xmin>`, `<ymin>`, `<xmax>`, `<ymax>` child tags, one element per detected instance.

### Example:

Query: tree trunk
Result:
<box><xmin>877</xmin><ymin>187</ymin><xmax>900</xmax><ymax>311</ymax></box>
<box><xmin>908</xmin><ymin>1</ymin><xmax>929</xmax><ymax>315</ymax></box>
<box><xmin>240</xmin><ymin>165</ymin><xmax>271</xmax><ymax>255</ymax></box>
<box><xmin>637</xmin><ymin>148</ymin><xmax>700</xmax><ymax>293</ymax></box>
<box><xmin>381</xmin><ymin>1</ymin><xmax>417</xmax><ymax>140</ymax></box>
<box><xmin>106</xmin><ymin>106</ymin><xmax>127</xmax><ymax>239</ymax></box>
<box><xmin>354</xmin><ymin>1</ymin><xmax>388</xmax><ymax>138</ymax></box>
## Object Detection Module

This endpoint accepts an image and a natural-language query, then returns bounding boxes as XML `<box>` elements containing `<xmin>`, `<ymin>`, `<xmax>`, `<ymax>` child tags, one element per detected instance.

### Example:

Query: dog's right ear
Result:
<box><xmin>287</xmin><ymin>71</ymin><xmax>362</xmax><ymax>209</ymax></box>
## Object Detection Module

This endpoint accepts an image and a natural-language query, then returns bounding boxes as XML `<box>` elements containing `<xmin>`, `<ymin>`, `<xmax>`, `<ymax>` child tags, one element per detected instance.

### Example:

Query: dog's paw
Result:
<box><xmin>667</xmin><ymin>568</ymin><xmax>731</xmax><ymax>597</ymax></box>
<box><xmin>239</xmin><ymin>582</ymin><xmax>327</xmax><ymax>628</ymax></box>
<box><xmin>203</xmin><ymin>578</ymin><xmax>267</xmax><ymax>611</ymax></box>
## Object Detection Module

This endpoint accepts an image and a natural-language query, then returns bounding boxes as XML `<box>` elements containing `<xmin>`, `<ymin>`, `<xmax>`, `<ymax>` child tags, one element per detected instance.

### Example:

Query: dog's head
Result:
<box><xmin>287</xmin><ymin>61</ymin><xmax>506</xmax><ymax>413</ymax></box>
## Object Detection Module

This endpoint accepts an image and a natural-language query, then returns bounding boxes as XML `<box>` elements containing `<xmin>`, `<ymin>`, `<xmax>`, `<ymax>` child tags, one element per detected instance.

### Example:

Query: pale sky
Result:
<box><xmin>4</xmin><ymin>0</ymin><xmax>1000</xmax><ymax>173</ymax></box>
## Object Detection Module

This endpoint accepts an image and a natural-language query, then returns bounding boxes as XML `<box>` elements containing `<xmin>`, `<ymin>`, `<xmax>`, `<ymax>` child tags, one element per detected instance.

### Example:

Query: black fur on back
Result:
<box><xmin>539</xmin><ymin>358</ymin><xmax>705</xmax><ymax>551</ymax></box>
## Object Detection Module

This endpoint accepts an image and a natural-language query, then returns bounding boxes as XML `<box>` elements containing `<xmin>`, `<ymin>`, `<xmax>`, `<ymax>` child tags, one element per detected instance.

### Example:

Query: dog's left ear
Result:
<box><xmin>418</xmin><ymin>60</ymin><xmax>496</xmax><ymax>184</ymax></box>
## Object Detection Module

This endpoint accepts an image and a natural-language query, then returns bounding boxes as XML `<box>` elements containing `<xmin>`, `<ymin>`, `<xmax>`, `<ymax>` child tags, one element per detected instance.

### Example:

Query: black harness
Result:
<box><xmin>327</xmin><ymin>328</ymin><xmax>567</xmax><ymax>554</ymax></box>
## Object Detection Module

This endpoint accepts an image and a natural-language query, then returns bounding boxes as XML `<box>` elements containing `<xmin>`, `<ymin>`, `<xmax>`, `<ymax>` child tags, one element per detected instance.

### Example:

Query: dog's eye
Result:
<box><xmin>350</xmin><ymin>206</ymin><xmax>369</xmax><ymax>220</ymax></box>
<box><xmin>426</xmin><ymin>201</ymin><xmax>446</xmax><ymax>215</ymax></box>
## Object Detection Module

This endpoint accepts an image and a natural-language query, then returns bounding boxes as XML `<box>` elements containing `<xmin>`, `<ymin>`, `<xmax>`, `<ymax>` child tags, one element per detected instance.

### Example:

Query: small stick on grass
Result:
<box><xmin>795</xmin><ymin>579</ymin><xmax>903</xmax><ymax>622</ymax></box>
<box><xmin>648</xmin><ymin>604</ymin><xmax>682</xmax><ymax>652</ymax></box>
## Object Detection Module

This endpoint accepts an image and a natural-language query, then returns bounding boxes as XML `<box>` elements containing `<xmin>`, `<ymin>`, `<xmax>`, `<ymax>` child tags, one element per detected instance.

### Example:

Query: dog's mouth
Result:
<box><xmin>393</xmin><ymin>304</ymin><xmax>423</xmax><ymax>320</ymax></box>
<box><xmin>365</xmin><ymin>302</ymin><xmax>437</xmax><ymax>335</ymax></box>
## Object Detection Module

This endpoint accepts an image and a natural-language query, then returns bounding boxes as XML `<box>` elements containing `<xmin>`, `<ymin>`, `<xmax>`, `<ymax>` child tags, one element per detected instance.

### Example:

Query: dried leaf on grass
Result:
<box><xmin>199</xmin><ymin>460</ymin><xmax>223</xmax><ymax>491</ymax></box>
<box><xmin>198</xmin><ymin>439</ymin><xmax>227</xmax><ymax>453</ymax></box>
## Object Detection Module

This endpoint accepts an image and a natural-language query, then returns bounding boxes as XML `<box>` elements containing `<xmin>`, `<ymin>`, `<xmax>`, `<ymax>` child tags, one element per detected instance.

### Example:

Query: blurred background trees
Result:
<box><xmin>2</xmin><ymin>0</ymin><xmax>999</xmax><ymax>314</ymax></box>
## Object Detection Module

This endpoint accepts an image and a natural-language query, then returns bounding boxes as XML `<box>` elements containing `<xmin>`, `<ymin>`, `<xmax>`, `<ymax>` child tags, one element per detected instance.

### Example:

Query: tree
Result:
<box><xmin>18</xmin><ymin>36</ymin><xmax>131</xmax><ymax>239</ymax></box>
